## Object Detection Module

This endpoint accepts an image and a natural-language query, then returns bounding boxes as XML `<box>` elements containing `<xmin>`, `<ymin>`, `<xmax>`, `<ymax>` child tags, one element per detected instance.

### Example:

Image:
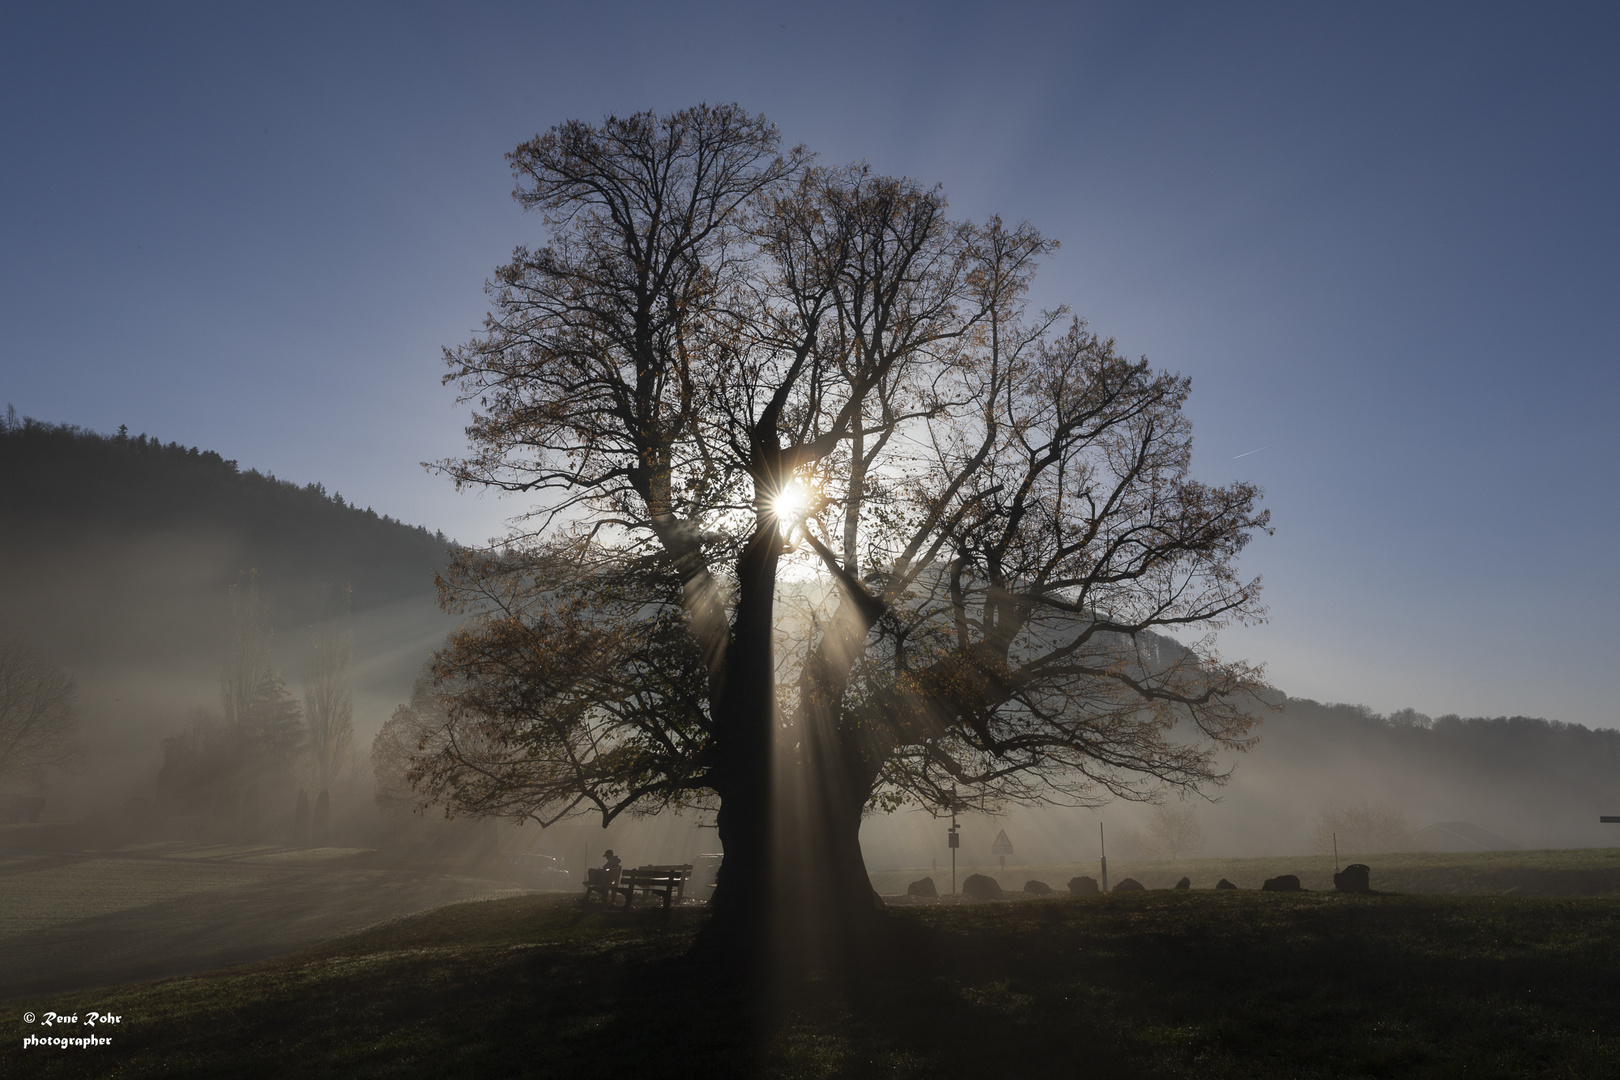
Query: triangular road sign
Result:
<box><xmin>990</xmin><ymin>829</ymin><xmax>1014</xmax><ymax>855</ymax></box>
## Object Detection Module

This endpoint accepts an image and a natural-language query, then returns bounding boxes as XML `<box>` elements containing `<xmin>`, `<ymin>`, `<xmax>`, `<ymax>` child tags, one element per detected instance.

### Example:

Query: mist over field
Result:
<box><xmin>0</xmin><ymin>423</ymin><xmax>727</xmax><ymax>893</ymax></box>
<box><xmin>861</xmin><ymin>697</ymin><xmax>1620</xmax><ymax>874</ymax></box>
<box><xmin>5</xmin><ymin>417</ymin><xmax>1614</xmax><ymax>886</ymax></box>
<box><xmin>0</xmin><ymin>421</ymin><xmax>453</xmax><ymax>829</ymax></box>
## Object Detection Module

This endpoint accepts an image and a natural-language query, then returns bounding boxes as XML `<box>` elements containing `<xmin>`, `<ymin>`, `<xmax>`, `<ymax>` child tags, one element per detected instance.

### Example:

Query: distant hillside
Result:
<box><xmin>0</xmin><ymin>413</ymin><xmax>459</xmax><ymax>810</ymax></box>
<box><xmin>1226</xmin><ymin>697</ymin><xmax>1620</xmax><ymax>850</ymax></box>
<box><xmin>860</xmin><ymin>696</ymin><xmax>1620</xmax><ymax>867</ymax></box>
<box><xmin>0</xmin><ymin>415</ymin><xmax>452</xmax><ymax>665</ymax></box>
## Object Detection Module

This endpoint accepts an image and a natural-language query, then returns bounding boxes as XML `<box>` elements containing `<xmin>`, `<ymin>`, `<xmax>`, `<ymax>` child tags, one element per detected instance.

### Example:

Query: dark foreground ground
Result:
<box><xmin>5</xmin><ymin>888</ymin><xmax>1619</xmax><ymax>1079</ymax></box>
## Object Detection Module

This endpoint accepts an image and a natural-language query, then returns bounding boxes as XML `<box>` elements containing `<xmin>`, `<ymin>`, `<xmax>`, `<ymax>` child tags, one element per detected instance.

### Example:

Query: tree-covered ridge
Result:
<box><xmin>1283</xmin><ymin>696</ymin><xmax>1620</xmax><ymax>780</ymax></box>
<box><xmin>0</xmin><ymin>410</ymin><xmax>449</xmax><ymax>616</ymax></box>
<box><xmin>1230</xmin><ymin>696</ymin><xmax>1620</xmax><ymax>852</ymax></box>
<box><xmin>1290</xmin><ymin>695</ymin><xmax>1620</xmax><ymax>747</ymax></box>
<box><xmin>0</xmin><ymin>409</ymin><xmax>444</xmax><ymax>541</ymax></box>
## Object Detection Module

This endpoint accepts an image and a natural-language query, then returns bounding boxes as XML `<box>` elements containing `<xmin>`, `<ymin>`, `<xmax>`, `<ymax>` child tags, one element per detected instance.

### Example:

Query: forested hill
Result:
<box><xmin>0</xmin><ymin>415</ymin><xmax>454</xmax><ymax>672</ymax></box>
<box><xmin>2</xmin><ymin>422</ymin><xmax>452</xmax><ymax>544</ymax></box>
<box><xmin>1235</xmin><ymin>697</ymin><xmax>1620</xmax><ymax>850</ymax></box>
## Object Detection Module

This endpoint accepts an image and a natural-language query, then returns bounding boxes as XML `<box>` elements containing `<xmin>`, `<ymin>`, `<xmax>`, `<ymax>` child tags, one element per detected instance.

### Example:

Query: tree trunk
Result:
<box><xmin>765</xmin><ymin>649</ymin><xmax>892</xmax><ymax>967</ymax></box>
<box><xmin>705</xmin><ymin>525</ymin><xmax>780</xmax><ymax>945</ymax></box>
<box><xmin>771</xmin><ymin>762</ymin><xmax>888</xmax><ymax>967</ymax></box>
<box><xmin>704</xmin><ymin>526</ymin><xmax>892</xmax><ymax>966</ymax></box>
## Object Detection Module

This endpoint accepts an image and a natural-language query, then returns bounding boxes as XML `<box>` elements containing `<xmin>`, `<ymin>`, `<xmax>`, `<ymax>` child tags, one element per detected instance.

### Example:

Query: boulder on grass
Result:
<box><xmin>907</xmin><ymin>877</ymin><xmax>938</xmax><ymax>898</ymax></box>
<box><xmin>1215</xmin><ymin>879</ymin><xmax>1238</xmax><ymax>890</ymax></box>
<box><xmin>1173</xmin><ymin>877</ymin><xmax>1191</xmax><ymax>890</ymax></box>
<box><xmin>1333</xmin><ymin>864</ymin><xmax>1371</xmax><ymax>894</ymax></box>
<box><xmin>1261</xmin><ymin>874</ymin><xmax>1302</xmax><ymax>892</ymax></box>
<box><xmin>1023</xmin><ymin>880</ymin><xmax>1052</xmax><ymax>896</ymax></box>
<box><xmin>961</xmin><ymin>873</ymin><xmax>1003</xmax><ymax>899</ymax></box>
<box><xmin>1112</xmin><ymin>877</ymin><xmax>1145</xmax><ymax>892</ymax></box>
<box><xmin>1068</xmin><ymin>875</ymin><xmax>1100</xmax><ymax>895</ymax></box>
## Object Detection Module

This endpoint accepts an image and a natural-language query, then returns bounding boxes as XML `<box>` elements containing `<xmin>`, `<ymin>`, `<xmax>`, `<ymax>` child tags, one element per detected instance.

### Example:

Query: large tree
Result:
<box><xmin>426</xmin><ymin>104</ymin><xmax>1271</xmax><ymax>949</ymax></box>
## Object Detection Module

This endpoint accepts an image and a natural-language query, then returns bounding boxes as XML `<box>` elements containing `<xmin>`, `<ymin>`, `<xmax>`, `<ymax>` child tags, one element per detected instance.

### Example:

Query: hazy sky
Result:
<box><xmin>3</xmin><ymin>2</ymin><xmax>1616</xmax><ymax>726</ymax></box>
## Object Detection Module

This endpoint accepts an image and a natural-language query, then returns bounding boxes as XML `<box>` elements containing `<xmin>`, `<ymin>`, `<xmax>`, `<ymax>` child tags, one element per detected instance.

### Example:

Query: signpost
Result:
<box><xmin>1099</xmin><ymin>823</ymin><xmax>1109</xmax><ymax>894</ymax></box>
<box><xmin>947</xmin><ymin>811</ymin><xmax>960</xmax><ymax>896</ymax></box>
<box><xmin>991</xmin><ymin>829</ymin><xmax>1014</xmax><ymax>870</ymax></box>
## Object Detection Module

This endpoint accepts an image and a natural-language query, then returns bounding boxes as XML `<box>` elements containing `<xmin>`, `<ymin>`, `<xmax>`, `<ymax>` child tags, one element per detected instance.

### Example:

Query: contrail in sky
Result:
<box><xmin>1233</xmin><ymin>446</ymin><xmax>1270</xmax><ymax>459</ymax></box>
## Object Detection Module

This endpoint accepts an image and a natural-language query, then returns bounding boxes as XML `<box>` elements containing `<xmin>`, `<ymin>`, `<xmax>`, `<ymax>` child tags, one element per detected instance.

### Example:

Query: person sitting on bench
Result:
<box><xmin>586</xmin><ymin>849</ymin><xmax>622</xmax><ymax>889</ymax></box>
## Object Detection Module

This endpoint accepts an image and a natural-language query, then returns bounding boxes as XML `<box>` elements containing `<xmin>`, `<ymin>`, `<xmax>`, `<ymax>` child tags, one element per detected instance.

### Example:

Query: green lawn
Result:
<box><xmin>7</xmin><ymin>887</ymin><xmax>1619</xmax><ymax>1078</ymax></box>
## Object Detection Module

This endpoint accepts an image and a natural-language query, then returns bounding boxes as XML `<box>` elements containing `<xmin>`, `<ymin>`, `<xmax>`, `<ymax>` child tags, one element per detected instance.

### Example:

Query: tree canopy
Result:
<box><xmin>415</xmin><ymin>104</ymin><xmax>1272</xmax><ymax>942</ymax></box>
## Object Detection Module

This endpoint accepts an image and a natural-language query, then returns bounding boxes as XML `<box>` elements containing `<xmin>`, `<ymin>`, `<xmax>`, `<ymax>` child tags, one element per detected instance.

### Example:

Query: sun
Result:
<box><xmin>773</xmin><ymin>479</ymin><xmax>810</xmax><ymax>525</ymax></box>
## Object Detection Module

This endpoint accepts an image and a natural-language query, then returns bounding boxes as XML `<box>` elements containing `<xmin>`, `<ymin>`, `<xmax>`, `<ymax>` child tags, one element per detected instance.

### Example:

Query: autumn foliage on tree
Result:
<box><xmin>411</xmin><ymin>104</ymin><xmax>1271</xmax><ymax>944</ymax></box>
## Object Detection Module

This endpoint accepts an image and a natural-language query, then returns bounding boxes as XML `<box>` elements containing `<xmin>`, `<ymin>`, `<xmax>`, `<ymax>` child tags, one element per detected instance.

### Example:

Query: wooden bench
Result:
<box><xmin>583</xmin><ymin>864</ymin><xmax>693</xmax><ymax>910</ymax></box>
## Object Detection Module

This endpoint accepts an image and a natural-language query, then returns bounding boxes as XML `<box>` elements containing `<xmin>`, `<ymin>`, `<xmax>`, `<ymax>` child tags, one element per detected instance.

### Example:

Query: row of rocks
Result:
<box><xmin>1258</xmin><ymin>864</ymin><xmax>1374</xmax><ymax>893</ymax></box>
<box><xmin>905</xmin><ymin>863</ymin><xmax>1374</xmax><ymax>898</ymax></box>
<box><xmin>907</xmin><ymin>875</ymin><xmax>1057</xmax><ymax>899</ymax></box>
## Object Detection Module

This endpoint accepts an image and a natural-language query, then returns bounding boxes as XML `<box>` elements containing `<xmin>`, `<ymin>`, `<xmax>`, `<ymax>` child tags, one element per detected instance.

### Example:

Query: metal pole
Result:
<box><xmin>1333</xmin><ymin>832</ymin><xmax>1339</xmax><ymax>874</ymax></box>
<box><xmin>1099</xmin><ymin>822</ymin><xmax>1109</xmax><ymax>894</ymax></box>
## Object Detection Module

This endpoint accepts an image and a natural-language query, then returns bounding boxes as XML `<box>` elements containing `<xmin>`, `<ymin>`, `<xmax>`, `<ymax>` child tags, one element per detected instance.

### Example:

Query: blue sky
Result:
<box><xmin>3</xmin><ymin>2</ymin><xmax>1616</xmax><ymax>726</ymax></box>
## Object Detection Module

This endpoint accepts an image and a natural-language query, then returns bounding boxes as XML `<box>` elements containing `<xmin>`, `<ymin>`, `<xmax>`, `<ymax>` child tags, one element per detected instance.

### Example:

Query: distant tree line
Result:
<box><xmin>1265</xmin><ymin>697</ymin><xmax>1620</xmax><ymax>846</ymax></box>
<box><xmin>1283</xmin><ymin>696</ymin><xmax>1620</xmax><ymax>778</ymax></box>
<box><xmin>0</xmin><ymin>410</ymin><xmax>447</xmax><ymax>546</ymax></box>
<box><xmin>0</xmin><ymin>412</ymin><xmax>456</xmax><ymax>660</ymax></box>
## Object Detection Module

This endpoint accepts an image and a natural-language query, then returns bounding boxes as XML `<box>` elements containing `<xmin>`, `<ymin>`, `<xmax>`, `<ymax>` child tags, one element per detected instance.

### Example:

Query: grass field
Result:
<box><xmin>6</xmin><ymin>883</ymin><xmax>1620</xmax><ymax>1078</ymax></box>
<box><xmin>0</xmin><ymin>841</ymin><xmax>525</xmax><ymax>998</ymax></box>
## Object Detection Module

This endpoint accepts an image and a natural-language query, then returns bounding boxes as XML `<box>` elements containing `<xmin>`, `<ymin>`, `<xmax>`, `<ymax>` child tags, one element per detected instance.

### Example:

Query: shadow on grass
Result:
<box><xmin>8</xmin><ymin>892</ymin><xmax>1620</xmax><ymax>1078</ymax></box>
<box><xmin>892</xmin><ymin>892</ymin><xmax>1620</xmax><ymax>1078</ymax></box>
